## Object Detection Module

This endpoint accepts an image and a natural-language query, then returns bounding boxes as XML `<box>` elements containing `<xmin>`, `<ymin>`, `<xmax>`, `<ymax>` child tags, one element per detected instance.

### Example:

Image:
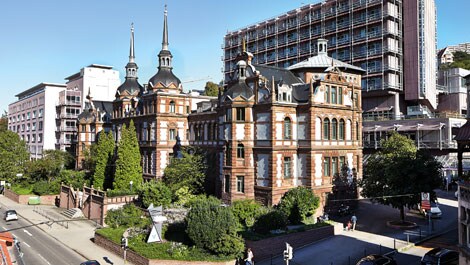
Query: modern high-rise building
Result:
<box><xmin>8</xmin><ymin>83</ymin><xmax>67</xmax><ymax>159</ymax></box>
<box><xmin>223</xmin><ymin>0</ymin><xmax>437</xmax><ymax>119</ymax></box>
<box><xmin>56</xmin><ymin>64</ymin><xmax>120</xmax><ymax>152</ymax></box>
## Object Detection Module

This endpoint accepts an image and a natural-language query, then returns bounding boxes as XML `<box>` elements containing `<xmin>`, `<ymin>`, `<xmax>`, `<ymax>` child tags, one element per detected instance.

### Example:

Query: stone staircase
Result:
<box><xmin>61</xmin><ymin>208</ymin><xmax>85</xmax><ymax>219</ymax></box>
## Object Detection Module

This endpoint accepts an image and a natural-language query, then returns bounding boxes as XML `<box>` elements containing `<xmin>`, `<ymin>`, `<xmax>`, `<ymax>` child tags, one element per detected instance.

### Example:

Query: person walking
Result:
<box><xmin>245</xmin><ymin>248</ymin><xmax>254</xmax><ymax>265</ymax></box>
<box><xmin>351</xmin><ymin>214</ymin><xmax>357</xmax><ymax>231</ymax></box>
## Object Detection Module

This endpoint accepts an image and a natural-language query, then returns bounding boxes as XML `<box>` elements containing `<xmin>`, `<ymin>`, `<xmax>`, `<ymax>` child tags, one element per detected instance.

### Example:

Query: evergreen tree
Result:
<box><xmin>93</xmin><ymin>132</ymin><xmax>115</xmax><ymax>190</ymax></box>
<box><xmin>114</xmin><ymin>120</ymin><xmax>142</xmax><ymax>191</ymax></box>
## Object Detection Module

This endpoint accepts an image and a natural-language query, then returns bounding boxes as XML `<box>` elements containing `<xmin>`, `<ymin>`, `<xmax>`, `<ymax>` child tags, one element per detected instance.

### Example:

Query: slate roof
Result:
<box><xmin>287</xmin><ymin>54</ymin><xmax>365</xmax><ymax>73</ymax></box>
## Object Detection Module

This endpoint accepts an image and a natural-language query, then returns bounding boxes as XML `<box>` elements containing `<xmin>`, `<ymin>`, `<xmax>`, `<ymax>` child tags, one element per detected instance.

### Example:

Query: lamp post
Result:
<box><xmin>129</xmin><ymin>180</ymin><xmax>133</xmax><ymax>193</ymax></box>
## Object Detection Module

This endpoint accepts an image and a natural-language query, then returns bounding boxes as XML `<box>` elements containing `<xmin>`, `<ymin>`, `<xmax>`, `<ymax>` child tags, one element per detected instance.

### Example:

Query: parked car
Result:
<box><xmin>356</xmin><ymin>254</ymin><xmax>397</xmax><ymax>265</ymax></box>
<box><xmin>4</xmin><ymin>210</ymin><xmax>18</xmax><ymax>221</ymax></box>
<box><xmin>426</xmin><ymin>202</ymin><xmax>442</xmax><ymax>218</ymax></box>
<box><xmin>421</xmin><ymin>247</ymin><xmax>458</xmax><ymax>264</ymax></box>
<box><xmin>80</xmin><ymin>260</ymin><xmax>101</xmax><ymax>265</ymax></box>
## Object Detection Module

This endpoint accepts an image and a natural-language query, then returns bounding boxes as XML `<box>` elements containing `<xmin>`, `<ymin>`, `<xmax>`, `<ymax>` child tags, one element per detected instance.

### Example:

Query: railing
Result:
<box><xmin>364</xmin><ymin>140</ymin><xmax>458</xmax><ymax>150</ymax></box>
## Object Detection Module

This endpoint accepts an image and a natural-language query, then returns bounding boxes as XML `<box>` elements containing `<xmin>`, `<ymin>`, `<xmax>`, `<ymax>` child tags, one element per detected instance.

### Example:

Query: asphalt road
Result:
<box><xmin>0</xmin><ymin>208</ymin><xmax>84</xmax><ymax>265</ymax></box>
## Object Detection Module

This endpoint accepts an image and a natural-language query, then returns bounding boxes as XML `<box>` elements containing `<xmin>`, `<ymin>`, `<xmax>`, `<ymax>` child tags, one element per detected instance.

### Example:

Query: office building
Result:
<box><xmin>223</xmin><ymin>0</ymin><xmax>437</xmax><ymax>119</ymax></box>
<box><xmin>56</xmin><ymin>64</ymin><xmax>120</xmax><ymax>152</ymax></box>
<box><xmin>8</xmin><ymin>83</ymin><xmax>66</xmax><ymax>159</ymax></box>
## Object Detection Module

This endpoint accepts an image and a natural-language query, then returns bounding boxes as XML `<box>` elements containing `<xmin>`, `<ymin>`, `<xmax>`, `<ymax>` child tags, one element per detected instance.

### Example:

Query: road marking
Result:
<box><xmin>12</xmin><ymin>234</ymin><xmax>17</xmax><ymax>238</ymax></box>
<box><xmin>38</xmin><ymin>254</ymin><xmax>51</xmax><ymax>265</ymax></box>
<box><xmin>23</xmin><ymin>229</ymin><xmax>32</xmax><ymax>236</ymax></box>
<box><xmin>1</xmin><ymin>226</ymin><xmax>5</xmax><ymax>230</ymax></box>
<box><xmin>22</xmin><ymin>242</ymin><xmax>30</xmax><ymax>248</ymax></box>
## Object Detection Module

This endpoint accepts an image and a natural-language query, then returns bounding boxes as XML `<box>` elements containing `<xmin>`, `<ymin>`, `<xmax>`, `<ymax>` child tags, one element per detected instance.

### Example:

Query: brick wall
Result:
<box><xmin>4</xmin><ymin>189</ymin><xmax>58</xmax><ymax>205</ymax></box>
<box><xmin>94</xmin><ymin>233</ymin><xmax>236</xmax><ymax>265</ymax></box>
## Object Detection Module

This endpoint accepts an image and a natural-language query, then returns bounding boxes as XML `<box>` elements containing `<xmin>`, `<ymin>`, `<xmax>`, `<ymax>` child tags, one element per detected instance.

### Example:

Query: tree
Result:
<box><xmin>0</xmin><ymin>111</ymin><xmax>7</xmax><ymax>132</ymax></box>
<box><xmin>138</xmin><ymin>181</ymin><xmax>172</xmax><ymax>208</ymax></box>
<box><xmin>360</xmin><ymin>132</ymin><xmax>442</xmax><ymax>222</ymax></box>
<box><xmin>186</xmin><ymin>196</ymin><xmax>244</xmax><ymax>257</ymax></box>
<box><xmin>163</xmin><ymin>151</ymin><xmax>206</xmax><ymax>194</ymax></box>
<box><xmin>277</xmin><ymin>186</ymin><xmax>320</xmax><ymax>224</ymax></box>
<box><xmin>93</xmin><ymin>132</ymin><xmax>115</xmax><ymax>190</ymax></box>
<box><xmin>114</xmin><ymin>120</ymin><xmax>142</xmax><ymax>190</ymax></box>
<box><xmin>0</xmin><ymin>130</ymin><xmax>29</xmax><ymax>183</ymax></box>
<box><xmin>203</xmin><ymin>81</ymin><xmax>219</xmax><ymax>97</ymax></box>
<box><xmin>26</xmin><ymin>149</ymin><xmax>74</xmax><ymax>183</ymax></box>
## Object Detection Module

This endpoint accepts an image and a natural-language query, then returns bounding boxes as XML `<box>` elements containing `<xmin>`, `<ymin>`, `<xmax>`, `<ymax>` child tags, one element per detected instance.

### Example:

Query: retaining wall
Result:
<box><xmin>94</xmin><ymin>233</ymin><xmax>236</xmax><ymax>265</ymax></box>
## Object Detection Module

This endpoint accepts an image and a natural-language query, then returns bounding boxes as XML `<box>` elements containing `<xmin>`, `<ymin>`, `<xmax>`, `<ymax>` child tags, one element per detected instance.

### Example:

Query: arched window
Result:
<box><xmin>332</xmin><ymin>119</ymin><xmax>338</xmax><ymax>140</ymax></box>
<box><xmin>339</xmin><ymin>119</ymin><xmax>345</xmax><ymax>140</ymax></box>
<box><xmin>169</xmin><ymin>101</ymin><xmax>176</xmax><ymax>113</ymax></box>
<box><xmin>323</xmin><ymin>118</ymin><xmax>330</xmax><ymax>140</ymax></box>
<box><xmin>237</xmin><ymin>143</ymin><xmax>245</xmax><ymax>159</ymax></box>
<box><xmin>284</xmin><ymin>117</ymin><xmax>292</xmax><ymax>139</ymax></box>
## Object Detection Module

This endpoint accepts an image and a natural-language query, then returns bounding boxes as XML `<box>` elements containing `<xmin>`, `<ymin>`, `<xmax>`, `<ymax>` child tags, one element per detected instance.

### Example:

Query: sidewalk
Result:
<box><xmin>0</xmin><ymin>195</ymin><xmax>129</xmax><ymax>265</ymax></box>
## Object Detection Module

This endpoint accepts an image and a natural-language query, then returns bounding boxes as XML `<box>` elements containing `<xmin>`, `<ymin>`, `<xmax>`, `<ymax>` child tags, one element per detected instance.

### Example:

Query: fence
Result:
<box><xmin>33</xmin><ymin>206</ymin><xmax>69</xmax><ymax>229</ymax></box>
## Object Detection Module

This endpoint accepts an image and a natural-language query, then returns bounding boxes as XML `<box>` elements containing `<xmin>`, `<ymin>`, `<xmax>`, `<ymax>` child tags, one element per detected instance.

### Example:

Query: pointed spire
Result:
<box><xmin>129</xmin><ymin>23</ymin><xmax>135</xmax><ymax>63</ymax></box>
<box><xmin>162</xmin><ymin>5</ymin><xmax>169</xmax><ymax>51</ymax></box>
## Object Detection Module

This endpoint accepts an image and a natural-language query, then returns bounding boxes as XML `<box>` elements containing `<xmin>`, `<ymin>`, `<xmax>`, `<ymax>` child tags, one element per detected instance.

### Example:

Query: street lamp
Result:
<box><xmin>129</xmin><ymin>180</ymin><xmax>133</xmax><ymax>193</ymax></box>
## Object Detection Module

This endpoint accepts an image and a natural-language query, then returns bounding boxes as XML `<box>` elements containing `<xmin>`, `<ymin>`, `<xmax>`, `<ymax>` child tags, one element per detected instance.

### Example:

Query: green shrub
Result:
<box><xmin>32</xmin><ymin>181</ymin><xmax>54</xmax><ymax>195</ymax></box>
<box><xmin>277</xmin><ymin>186</ymin><xmax>320</xmax><ymax>224</ymax></box>
<box><xmin>186</xmin><ymin>196</ymin><xmax>242</xmax><ymax>257</ymax></box>
<box><xmin>104</xmin><ymin>204</ymin><xmax>148</xmax><ymax>228</ymax></box>
<box><xmin>209</xmin><ymin>234</ymin><xmax>244</xmax><ymax>258</ymax></box>
<box><xmin>138</xmin><ymin>181</ymin><xmax>172</xmax><ymax>208</ymax></box>
<box><xmin>253</xmin><ymin>209</ymin><xmax>288</xmax><ymax>234</ymax></box>
<box><xmin>231</xmin><ymin>199</ymin><xmax>264</xmax><ymax>229</ymax></box>
<box><xmin>174</xmin><ymin>186</ymin><xmax>196</xmax><ymax>206</ymax></box>
<box><xmin>11</xmin><ymin>185</ymin><xmax>33</xmax><ymax>195</ymax></box>
<box><xmin>106</xmin><ymin>189</ymin><xmax>136</xmax><ymax>197</ymax></box>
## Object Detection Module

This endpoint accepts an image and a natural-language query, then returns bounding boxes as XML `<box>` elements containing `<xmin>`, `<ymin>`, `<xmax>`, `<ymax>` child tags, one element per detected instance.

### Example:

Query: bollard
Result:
<box><xmin>419</xmin><ymin>227</ymin><xmax>422</xmax><ymax>240</ymax></box>
<box><xmin>407</xmin><ymin>234</ymin><xmax>409</xmax><ymax>243</ymax></box>
<box><xmin>364</xmin><ymin>249</ymin><xmax>366</xmax><ymax>257</ymax></box>
<box><xmin>379</xmin><ymin>244</ymin><xmax>382</xmax><ymax>254</ymax></box>
<box><xmin>394</xmin><ymin>239</ymin><xmax>396</xmax><ymax>250</ymax></box>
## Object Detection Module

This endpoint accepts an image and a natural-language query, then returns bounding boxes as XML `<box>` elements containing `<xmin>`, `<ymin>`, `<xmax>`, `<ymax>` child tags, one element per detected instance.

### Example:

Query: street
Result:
<box><xmin>257</xmin><ymin>189</ymin><xmax>458</xmax><ymax>265</ymax></box>
<box><xmin>0</xmin><ymin>207</ymin><xmax>85</xmax><ymax>265</ymax></box>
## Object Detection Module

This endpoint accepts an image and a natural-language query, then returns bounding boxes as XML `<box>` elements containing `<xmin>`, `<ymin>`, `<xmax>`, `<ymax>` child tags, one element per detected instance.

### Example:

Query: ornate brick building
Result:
<box><xmin>110</xmin><ymin>9</ymin><xmax>214</xmax><ymax>180</ymax></box>
<box><xmin>77</xmin><ymin>8</ymin><xmax>364</xmax><ymax>207</ymax></box>
<box><xmin>189</xmin><ymin>39</ymin><xmax>364</xmax><ymax>206</ymax></box>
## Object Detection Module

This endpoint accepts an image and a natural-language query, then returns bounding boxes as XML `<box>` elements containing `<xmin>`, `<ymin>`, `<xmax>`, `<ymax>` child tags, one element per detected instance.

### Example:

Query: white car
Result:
<box><xmin>5</xmin><ymin>210</ymin><xmax>18</xmax><ymax>221</ymax></box>
<box><xmin>426</xmin><ymin>202</ymin><xmax>442</xmax><ymax>218</ymax></box>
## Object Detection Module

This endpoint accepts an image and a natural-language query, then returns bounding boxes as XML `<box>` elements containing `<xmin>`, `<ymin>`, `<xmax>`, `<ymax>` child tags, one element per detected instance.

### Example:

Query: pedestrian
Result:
<box><xmin>245</xmin><ymin>248</ymin><xmax>254</xmax><ymax>265</ymax></box>
<box><xmin>351</xmin><ymin>214</ymin><xmax>357</xmax><ymax>231</ymax></box>
<box><xmin>346</xmin><ymin>220</ymin><xmax>352</xmax><ymax>231</ymax></box>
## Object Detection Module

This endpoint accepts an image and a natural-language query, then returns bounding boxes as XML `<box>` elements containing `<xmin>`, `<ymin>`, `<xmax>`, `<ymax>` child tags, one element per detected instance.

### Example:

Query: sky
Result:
<box><xmin>0</xmin><ymin>0</ymin><xmax>468</xmax><ymax>113</ymax></box>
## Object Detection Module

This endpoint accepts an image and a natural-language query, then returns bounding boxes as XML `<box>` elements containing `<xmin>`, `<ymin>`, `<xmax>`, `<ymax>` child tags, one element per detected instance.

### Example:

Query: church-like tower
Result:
<box><xmin>148</xmin><ymin>5</ymin><xmax>182</xmax><ymax>92</ymax></box>
<box><xmin>113</xmin><ymin>24</ymin><xmax>143</xmax><ymax>120</ymax></box>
